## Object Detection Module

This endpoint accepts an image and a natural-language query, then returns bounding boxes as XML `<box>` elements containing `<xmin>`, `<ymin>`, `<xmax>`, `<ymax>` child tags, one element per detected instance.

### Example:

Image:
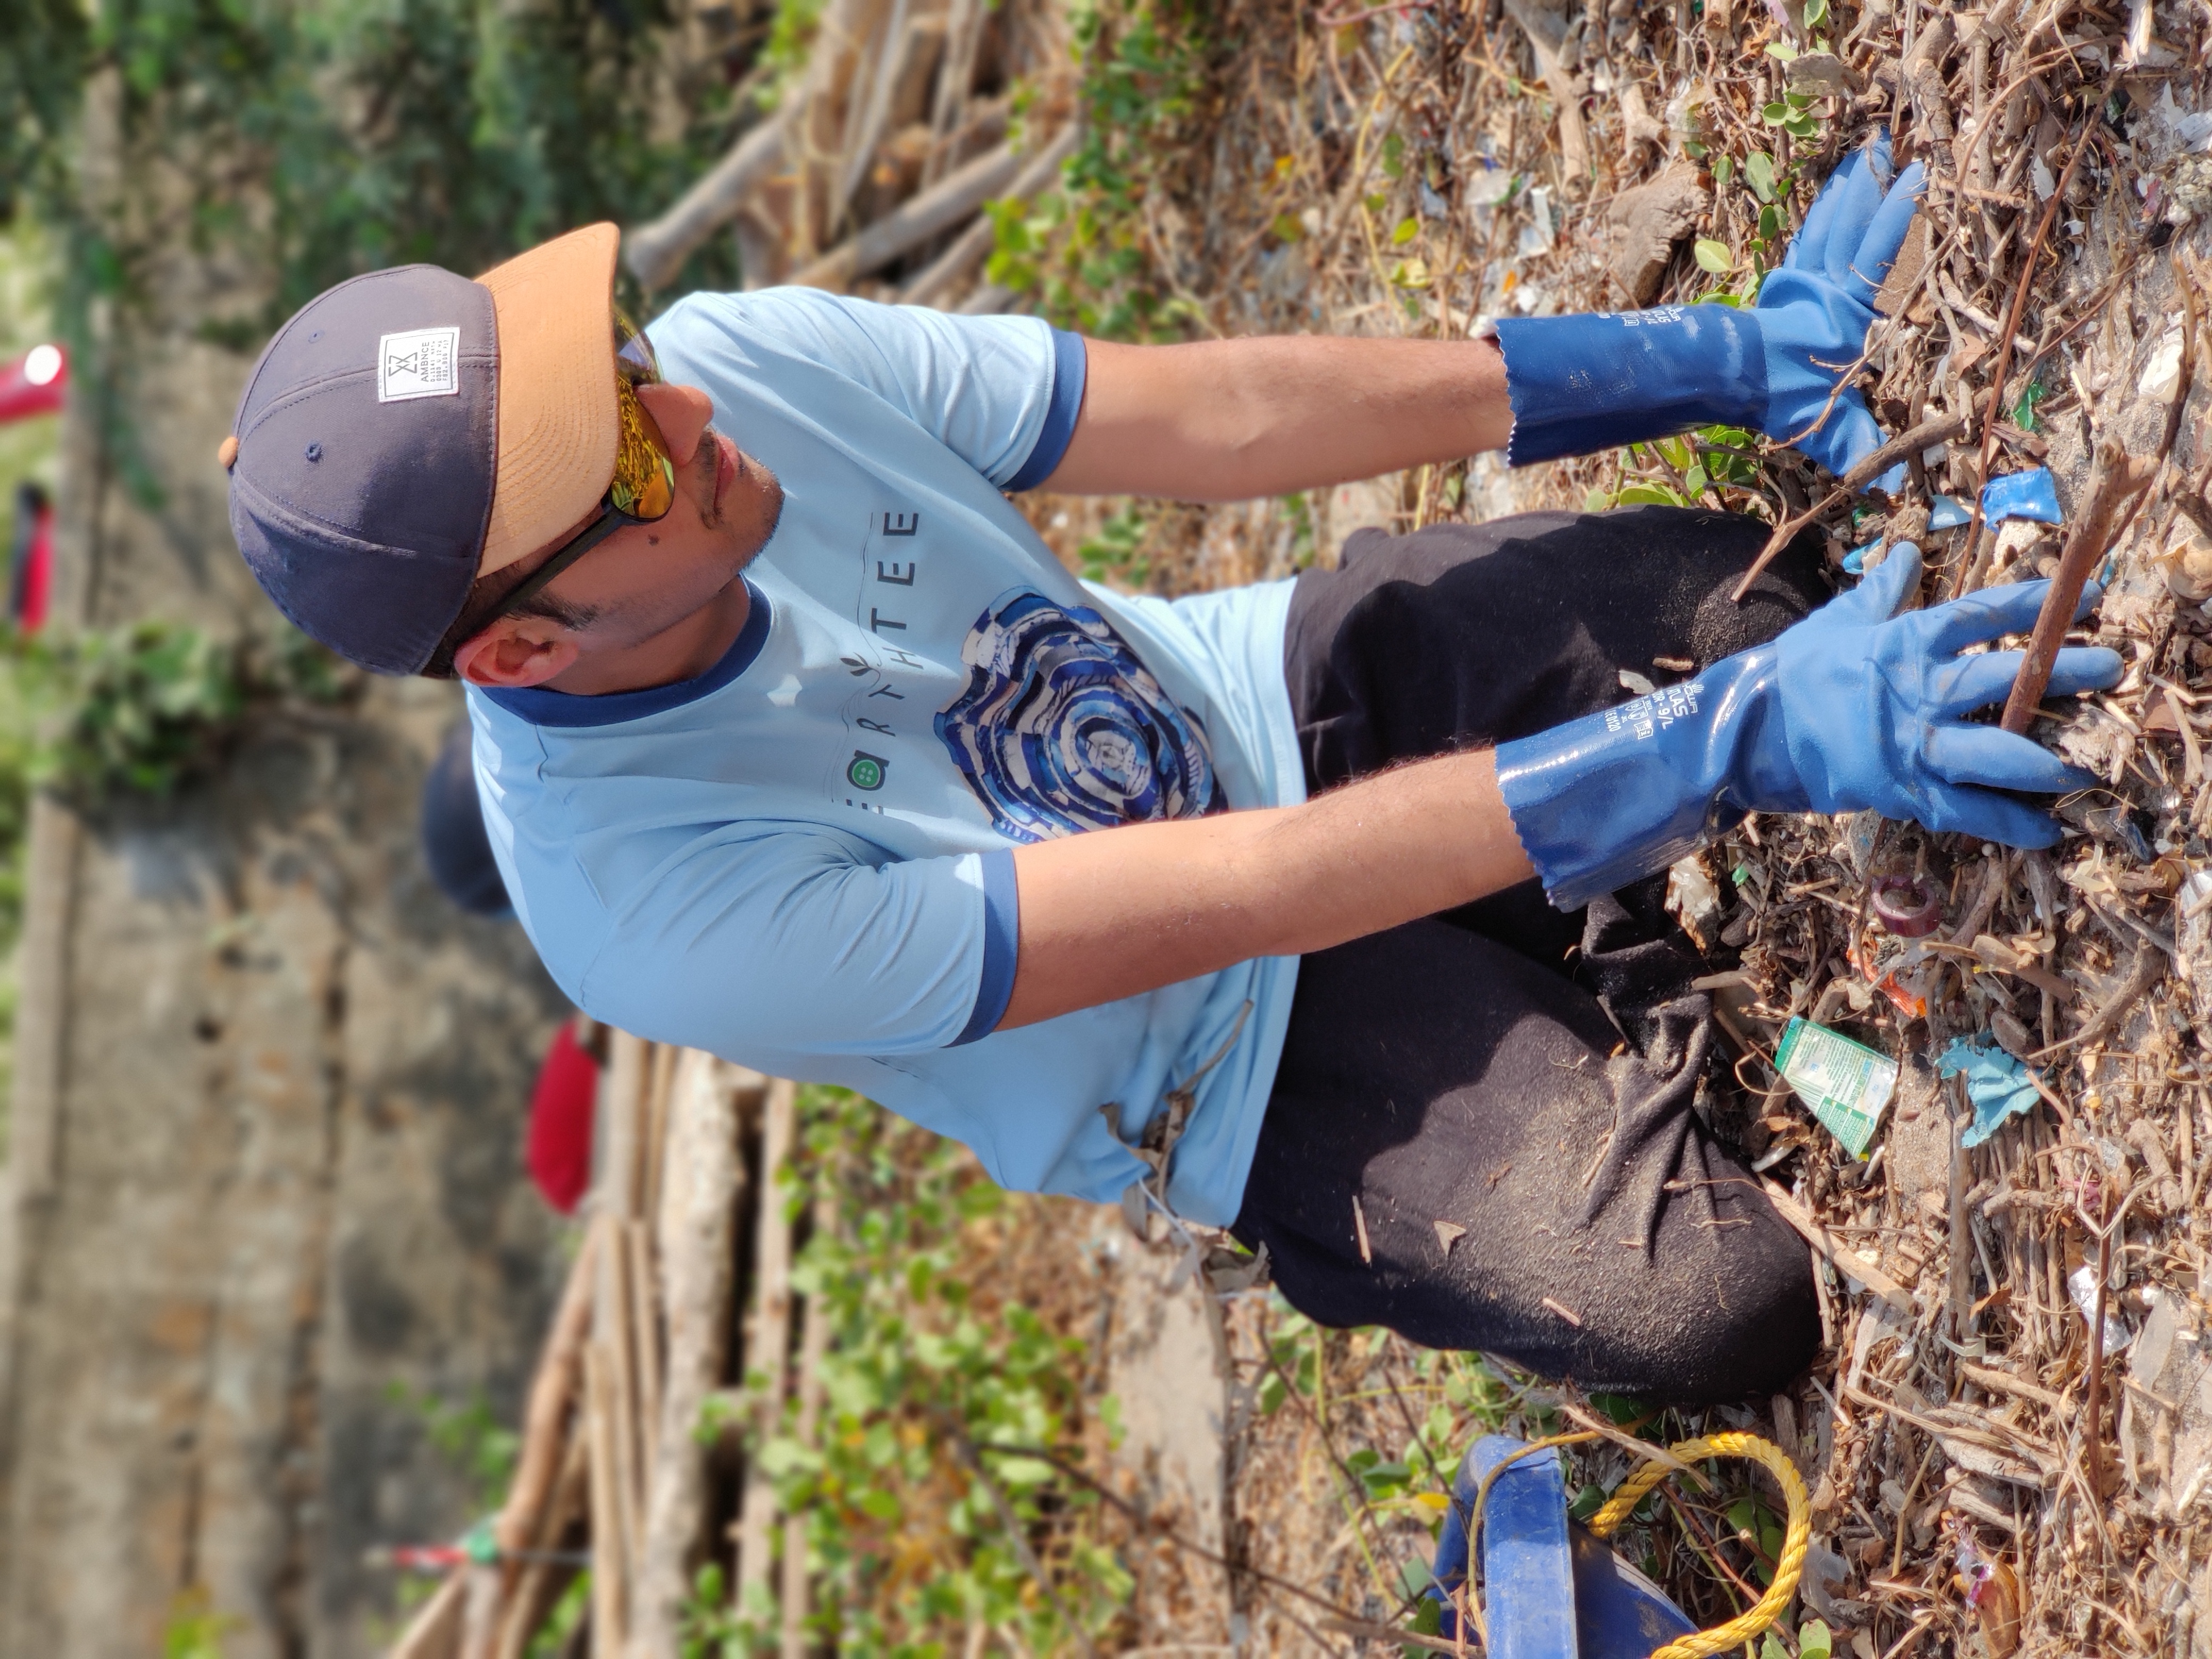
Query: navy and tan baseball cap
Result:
<box><xmin>221</xmin><ymin>223</ymin><xmax>624</xmax><ymax>674</ymax></box>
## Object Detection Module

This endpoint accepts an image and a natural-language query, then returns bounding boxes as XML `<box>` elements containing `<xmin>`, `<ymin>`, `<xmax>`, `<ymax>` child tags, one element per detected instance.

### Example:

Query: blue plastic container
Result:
<box><xmin>1422</xmin><ymin>1435</ymin><xmax>1697</xmax><ymax>1659</ymax></box>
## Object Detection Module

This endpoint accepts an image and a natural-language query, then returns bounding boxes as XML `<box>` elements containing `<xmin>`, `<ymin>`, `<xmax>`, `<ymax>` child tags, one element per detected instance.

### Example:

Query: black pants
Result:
<box><xmin>1230</xmin><ymin>507</ymin><xmax>1829</xmax><ymax>1404</ymax></box>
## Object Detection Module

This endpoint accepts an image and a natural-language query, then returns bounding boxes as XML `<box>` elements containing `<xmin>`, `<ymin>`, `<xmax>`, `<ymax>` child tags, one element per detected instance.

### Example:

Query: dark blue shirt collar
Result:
<box><xmin>477</xmin><ymin>577</ymin><xmax>772</xmax><ymax>728</ymax></box>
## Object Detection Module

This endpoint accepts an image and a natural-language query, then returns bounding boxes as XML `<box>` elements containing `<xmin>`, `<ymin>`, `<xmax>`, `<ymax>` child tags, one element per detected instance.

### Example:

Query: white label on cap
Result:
<box><xmin>376</xmin><ymin>326</ymin><xmax>461</xmax><ymax>403</ymax></box>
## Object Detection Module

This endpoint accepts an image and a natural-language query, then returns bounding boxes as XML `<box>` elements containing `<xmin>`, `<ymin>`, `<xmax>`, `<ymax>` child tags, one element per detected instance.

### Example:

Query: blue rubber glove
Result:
<box><xmin>1493</xmin><ymin>135</ymin><xmax>1924</xmax><ymax>491</ymax></box>
<box><xmin>1494</xmin><ymin>545</ymin><xmax>2125</xmax><ymax>910</ymax></box>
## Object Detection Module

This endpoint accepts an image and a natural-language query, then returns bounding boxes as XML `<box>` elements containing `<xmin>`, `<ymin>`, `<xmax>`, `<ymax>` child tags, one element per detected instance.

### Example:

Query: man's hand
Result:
<box><xmin>999</xmin><ymin>747</ymin><xmax>1534</xmax><ymax>1029</ymax></box>
<box><xmin>1770</xmin><ymin>543</ymin><xmax>2121</xmax><ymax>843</ymax></box>
<box><xmin>1494</xmin><ymin>543</ymin><xmax>2124</xmax><ymax>910</ymax></box>
<box><xmin>1040</xmin><ymin>334</ymin><xmax>1513</xmax><ymax>501</ymax></box>
<box><xmin>1490</xmin><ymin>132</ymin><xmax>1922</xmax><ymax>490</ymax></box>
<box><xmin>1753</xmin><ymin>133</ymin><xmax>1924</xmax><ymax>488</ymax></box>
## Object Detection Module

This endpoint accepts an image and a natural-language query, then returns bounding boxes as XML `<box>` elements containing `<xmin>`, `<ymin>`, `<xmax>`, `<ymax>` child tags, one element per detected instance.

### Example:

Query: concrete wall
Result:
<box><xmin>0</xmin><ymin>96</ymin><xmax>572</xmax><ymax>1659</ymax></box>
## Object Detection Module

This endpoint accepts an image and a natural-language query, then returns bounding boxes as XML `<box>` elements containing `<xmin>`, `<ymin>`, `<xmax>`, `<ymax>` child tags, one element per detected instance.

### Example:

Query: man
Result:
<box><xmin>220</xmin><ymin>136</ymin><xmax>2116</xmax><ymax>1402</ymax></box>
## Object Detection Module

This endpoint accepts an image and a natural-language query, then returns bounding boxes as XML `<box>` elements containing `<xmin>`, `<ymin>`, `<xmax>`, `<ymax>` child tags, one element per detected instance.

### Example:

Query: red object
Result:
<box><xmin>10</xmin><ymin>488</ymin><xmax>51</xmax><ymax>634</ymax></box>
<box><xmin>1871</xmin><ymin>874</ymin><xmax>1944</xmax><ymax>937</ymax></box>
<box><xmin>370</xmin><ymin>1544</ymin><xmax>470</xmax><ymax>1572</ymax></box>
<box><xmin>0</xmin><ymin>344</ymin><xmax>66</xmax><ymax>424</ymax></box>
<box><xmin>526</xmin><ymin>1020</ymin><xmax>599</xmax><ymax>1213</ymax></box>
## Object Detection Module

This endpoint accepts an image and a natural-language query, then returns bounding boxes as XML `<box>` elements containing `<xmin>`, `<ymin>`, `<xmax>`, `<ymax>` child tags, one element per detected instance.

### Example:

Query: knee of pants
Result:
<box><xmin>1651</xmin><ymin>1211</ymin><xmax>1822</xmax><ymax>1404</ymax></box>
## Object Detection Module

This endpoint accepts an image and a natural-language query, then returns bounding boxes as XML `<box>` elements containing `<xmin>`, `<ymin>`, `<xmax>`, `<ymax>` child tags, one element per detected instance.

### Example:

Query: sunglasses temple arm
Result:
<box><xmin>495</xmin><ymin>511</ymin><xmax>627</xmax><ymax>618</ymax></box>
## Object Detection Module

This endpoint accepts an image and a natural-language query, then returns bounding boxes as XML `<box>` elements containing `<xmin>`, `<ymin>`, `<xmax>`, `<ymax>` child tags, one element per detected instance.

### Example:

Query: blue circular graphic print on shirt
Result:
<box><xmin>935</xmin><ymin>591</ymin><xmax>1220</xmax><ymax>841</ymax></box>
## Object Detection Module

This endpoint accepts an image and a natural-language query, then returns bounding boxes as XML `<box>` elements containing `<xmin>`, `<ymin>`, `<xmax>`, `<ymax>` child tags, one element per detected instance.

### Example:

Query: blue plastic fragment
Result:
<box><xmin>1929</xmin><ymin>495</ymin><xmax>1973</xmax><ymax>530</ymax></box>
<box><xmin>1981</xmin><ymin>466</ymin><xmax>2064</xmax><ymax>526</ymax></box>
<box><xmin>1842</xmin><ymin>540</ymin><xmax>1879</xmax><ymax>575</ymax></box>
<box><xmin>1938</xmin><ymin>1037</ymin><xmax>2045</xmax><ymax>1148</ymax></box>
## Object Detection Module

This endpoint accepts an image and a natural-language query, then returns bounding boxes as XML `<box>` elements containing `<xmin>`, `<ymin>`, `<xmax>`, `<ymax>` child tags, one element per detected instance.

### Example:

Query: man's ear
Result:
<box><xmin>453</xmin><ymin>616</ymin><xmax>583</xmax><ymax>689</ymax></box>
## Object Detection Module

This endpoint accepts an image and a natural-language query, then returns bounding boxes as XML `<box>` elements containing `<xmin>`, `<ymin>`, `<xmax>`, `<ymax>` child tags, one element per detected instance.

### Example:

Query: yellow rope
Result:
<box><xmin>1583</xmin><ymin>1432</ymin><xmax>1811</xmax><ymax>1659</ymax></box>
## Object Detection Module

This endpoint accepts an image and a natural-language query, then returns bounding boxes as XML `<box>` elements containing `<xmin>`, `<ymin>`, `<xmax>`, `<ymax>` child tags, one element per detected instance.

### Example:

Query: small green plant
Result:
<box><xmin>388</xmin><ymin>1382</ymin><xmax>522</xmax><ymax>1514</ymax></box>
<box><xmin>528</xmin><ymin>1573</ymin><xmax>590</xmax><ymax>1659</ymax></box>
<box><xmin>761</xmin><ymin>0</ymin><xmax>831</xmax><ymax>101</ymax></box>
<box><xmin>987</xmin><ymin>0</ymin><xmax>1210</xmax><ymax>340</ymax></box>
<box><xmin>1723</xmin><ymin>1490</ymin><xmax>1788</xmax><ymax>1587</ymax></box>
<box><xmin>162</xmin><ymin>1587</ymin><xmax>237</xmax><ymax>1659</ymax></box>
<box><xmin>1280</xmin><ymin>490</ymin><xmax>1318</xmax><ymax>568</ymax></box>
<box><xmin>2</xmin><ymin>621</ymin><xmax>351</xmax><ymax>804</ymax></box>
<box><xmin>1761</xmin><ymin>89</ymin><xmax>1824</xmax><ymax>145</ymax></box>
<box><xmin>1075</xmin><ymin>504</ymin><xmax>1150</xmax><ymax>585</ymax></box>
<box><xmin>1590</xmin><ymin>421</ymin><xmax>1765</xmax><ymax>514</ymax></box>
<box><xmin>680</xmin><ymin>1087</ymin><xmax>1134</xmax><ymax>1654</ymax></box>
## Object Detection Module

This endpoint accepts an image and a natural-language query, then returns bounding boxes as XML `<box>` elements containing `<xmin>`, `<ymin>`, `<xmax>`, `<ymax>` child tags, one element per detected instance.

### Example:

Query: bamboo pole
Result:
<box><xmin>625</xmin><ymin>1219</ymin><xmax>663</xmax><ymax>1488</ymax></box>
<box><xmin>780</xmin><ymin>1194</ymin><xmax>835</xmax><ymax>1659</ymax></box>
<box><xmin>642</xmin><ymin>1043</ymin><xmax>677</xmax><ymax>1222</ymax></box>
<box><xmin>833</xmin><ymin>0</ymin><xmax>918</xmax><ymax>229</ymax></box>
<box><xmin>789</xmin><ymin>138</ymin><xmax>1027</xmax><ymax>290</ymax></box>
<box><xmin>592</xmin><ymin>1031</ymin><xmax>654</xmax><ymax>1641</ymax></box>
<box><xmin>599</xmin><ymin>1030</ymin><xmax>651</xmax><ymax>1222</ymax></box>
<box><xmin>635</xmin><ymin>1050</ymin><xmax>745</xmax><ymax>1656</ymax></box>
<box><xmin>491</xmin><ymin>1222</ymin><xmax>599</xmax><ymax>1567</ymax></box>
<box><xmin>389</xmin><ymin>1571</ymin><xmax>469</xmax><ymax>1659</ymax></box>
<box><xmin>735</xmin><ymin>1078</ymin><xmax>800</xmax><ymax>1602</ymax></box>
<box><xmin>491</xmin><ymin>1434</ymin><xmax>590</xmax><ymax>1659</ymax></box>
<box><xmin>458</xmin><ymin>1220</ymin><xmax>601</xmax><ymax>1659</ymax></box>
<box><xmin>900</xmin><ymin>127</ymin><xmax>1078</xmax><ymax>307</ymax></box>
<box><xmin>793</xmin><ymin>0</ymin><xmax>893</xmax><ymax>263</ymax></box>
<box><xmin>585</xmin><ymin>1344</ymin><xmax>630</xmax><ymax>1654</ymax></box>
<box><xmin>924</xmin><ymin>0</ymin><xmax>985</xmax><ymax>186</ymax></box>
<box><xmin>597</xmin><ymin>1244</ymin><xmax>649</xmax><ymax>1578</ymax></box>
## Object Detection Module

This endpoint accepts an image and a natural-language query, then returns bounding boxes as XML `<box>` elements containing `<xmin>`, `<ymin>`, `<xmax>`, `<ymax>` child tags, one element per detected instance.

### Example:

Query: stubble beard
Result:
<box><xmin>702</xmin><ymin>423</ymin><xmax>785</xmax><ymax>576</ymax></box>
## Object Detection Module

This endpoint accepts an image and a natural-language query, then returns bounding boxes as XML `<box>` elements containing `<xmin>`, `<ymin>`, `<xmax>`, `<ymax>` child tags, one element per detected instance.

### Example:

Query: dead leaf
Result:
<box><xmin>1973</xmin><ymin>1559</ymin><xmax>2023</xmax><ymax>1658</ymax></box>
<box><xmin>1606</xmin><ymin>162</ymin><xmax>1707</xmax><ymax>307</ymax></box>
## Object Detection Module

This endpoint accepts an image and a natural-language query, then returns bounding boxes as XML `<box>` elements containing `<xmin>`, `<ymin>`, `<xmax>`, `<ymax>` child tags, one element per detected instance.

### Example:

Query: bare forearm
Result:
<box><xmin>999</xmin><ymin>747</ymin><xmax>1534</xmax><ymax>1029</ymax></box>
<box><xmin>1041</xmin><ymin>334</ymin><xmax>1512</xmax><ymax>500</ymax></box>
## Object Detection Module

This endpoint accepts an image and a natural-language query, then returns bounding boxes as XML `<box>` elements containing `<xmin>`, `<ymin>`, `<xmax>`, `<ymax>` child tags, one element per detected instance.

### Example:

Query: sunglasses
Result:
<box><xmin>496</xmin><ymin>309</ymin><xmax>680</xmax><ymax>618</ymax></box>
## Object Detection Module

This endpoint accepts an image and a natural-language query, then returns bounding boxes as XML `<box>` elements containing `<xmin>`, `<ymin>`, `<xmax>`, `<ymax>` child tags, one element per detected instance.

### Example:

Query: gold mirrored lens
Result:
<box><xmin>613</xmin><ymin>306</ymin><xmax>660</xmax><ymax>385</ymax></box>
<box><xmin>609</xmin><ymin>374</ymin><xmax>677</xmax><ymax>521</ymax></box>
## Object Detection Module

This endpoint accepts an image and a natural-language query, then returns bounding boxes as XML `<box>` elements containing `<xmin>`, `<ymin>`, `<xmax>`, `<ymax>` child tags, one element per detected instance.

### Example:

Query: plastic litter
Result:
<box><xmin>1979</xmin><ymin>466</ymin><xmax>2065</xmax><ymax>526</ymax></box>
<box><xmin>1870</xmin><ymin>874</ymin><xmax>1943</xmax><ymax>936</ymax></box>
<box><xmin>2069</xmin><ymin>1262</ymin><xmax>2131</xmax><ymax>1353</ymax></box>
<box><xmin>1841</xmin><ymin>539</ymin><xmax>1880</xmax><ymax>575</ymax></box>
<box><xmin>1929</xmin><ymin>495</ymin><xmax>1973</xmax><ymax>530</ymax></box>
<box><xmin>1776</xmin><ymin>1017</ymin><xmax>1899</xmax><ymax>1157</ymax></box>
<box><xmin>1937</xmin><ymin>1036</ymin><xmax>2044</xmax><ymax>1148</ymax></box>
<box><xmin>1952</xmin><ymin>1520</ymin><xmax>1998</xmax><ymax>1608</ymax></box>
<box><xmin>1848</xmin><ymin>933</ymin><xmax>1931</xmax><ymax>1018</ymax></box>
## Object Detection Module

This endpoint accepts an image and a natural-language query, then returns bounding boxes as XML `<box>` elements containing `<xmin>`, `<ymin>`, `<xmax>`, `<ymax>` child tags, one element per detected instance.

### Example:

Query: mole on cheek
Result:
<box><xmin>647</xmin><ymin>535</ymin><xmax>660</xmax><ymax>546</ymax></box>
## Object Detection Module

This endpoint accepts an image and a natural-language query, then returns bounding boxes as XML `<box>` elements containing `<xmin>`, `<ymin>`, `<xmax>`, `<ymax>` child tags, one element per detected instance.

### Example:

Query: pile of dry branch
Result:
<box><xmin>388</xmin><ymin>1036</ymin><xmax>808</xmax><ymax>1658</ymax></box>
<box><xmin>626</xmin><ymin>0</ymin><xmax>1078</xmax><ymax>307</ymax></box>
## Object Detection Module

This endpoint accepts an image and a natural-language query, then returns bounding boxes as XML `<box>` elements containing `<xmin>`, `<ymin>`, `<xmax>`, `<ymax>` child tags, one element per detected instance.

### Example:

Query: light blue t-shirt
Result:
<box><xmin>467</xmin><ymin>289</ymin><xmax>1304</xmax><ymax>1225</ymax></box>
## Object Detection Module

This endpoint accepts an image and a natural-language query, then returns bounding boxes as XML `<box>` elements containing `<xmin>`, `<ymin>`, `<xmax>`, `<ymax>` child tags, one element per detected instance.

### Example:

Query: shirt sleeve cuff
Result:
<box><xmin>1003</xmin><ymin>328</ymin><xmax>1087</xmax><ymax>491</ymax></box>
<box><xmin>950</xmin><ymin>849</ymin><xmax>1020</xmax><ymax>1045</ymax></box>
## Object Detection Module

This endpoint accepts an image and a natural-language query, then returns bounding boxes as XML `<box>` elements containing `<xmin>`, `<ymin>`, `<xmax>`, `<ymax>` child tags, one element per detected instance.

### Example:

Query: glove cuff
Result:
<box><xmin>1493</xmin><ymin>306</ymin><xmax>1770</xmax><ymax>467</ymax></box>
<box><xmin>1494</xmin><ymin>648</ymin><xmax>1800</xmax><ymax>910</ymax></box>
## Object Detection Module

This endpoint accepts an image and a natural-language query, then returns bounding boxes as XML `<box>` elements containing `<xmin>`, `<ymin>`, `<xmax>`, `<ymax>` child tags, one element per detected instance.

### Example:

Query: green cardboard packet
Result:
<box><xmin>1774</xmin><ymin>1016</ymin><xmax>1899</xmax><ymax>1158</ymax></box>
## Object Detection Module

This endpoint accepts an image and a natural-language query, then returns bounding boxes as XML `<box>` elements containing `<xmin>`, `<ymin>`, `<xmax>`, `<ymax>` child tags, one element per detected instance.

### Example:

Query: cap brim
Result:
<box><xmin>475</xmin><ymin>223</ymin><xmax>620</xmax><ymax>579</ymax></box>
